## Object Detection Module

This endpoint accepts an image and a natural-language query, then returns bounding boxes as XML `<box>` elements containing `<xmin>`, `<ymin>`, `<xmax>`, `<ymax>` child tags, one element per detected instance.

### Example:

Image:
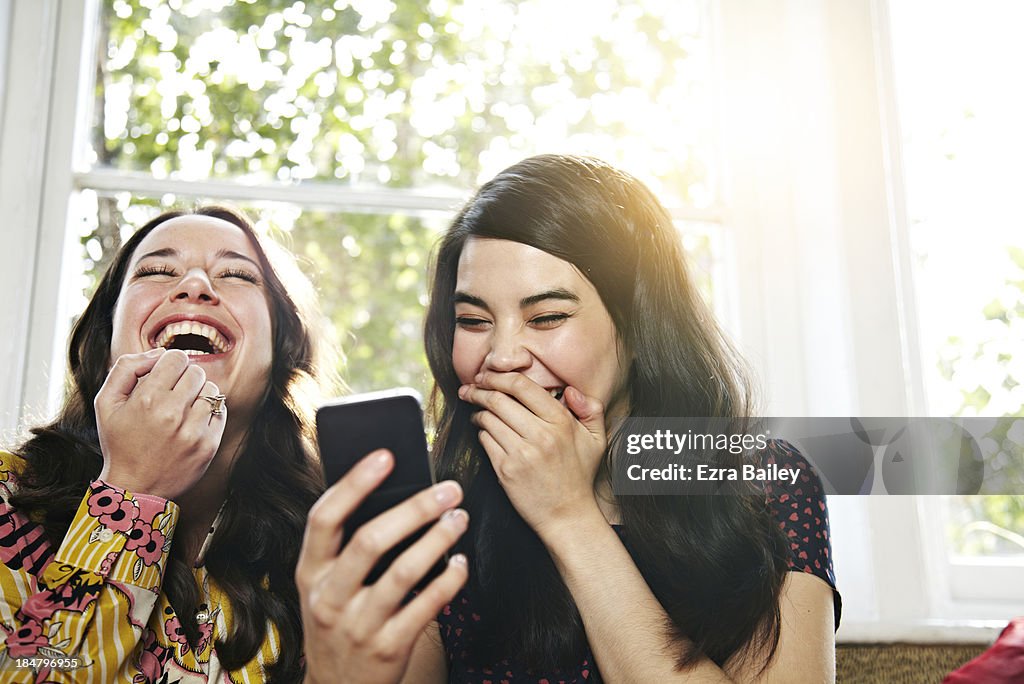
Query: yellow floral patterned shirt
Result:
<box><xmin>0</xmin><ymin>452</ymin><xmax>281</xmax><ymax>683</ymax></box>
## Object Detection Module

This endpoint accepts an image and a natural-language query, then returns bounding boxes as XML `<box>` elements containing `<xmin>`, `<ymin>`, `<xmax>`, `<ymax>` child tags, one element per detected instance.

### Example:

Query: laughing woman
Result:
<box><xmin>0</xmin><ymin>205</ymin><xmax>463</xmax><ymax>684</ymax></box>
<box><xmin>415</xmin><ymin>155</ymin><xmax>840</xmax><ymax>682</ymax></box>
<box><xmin>0</xmin><ymin>206</ymin><xmax>330</xmax><ymax>682</ymax></box>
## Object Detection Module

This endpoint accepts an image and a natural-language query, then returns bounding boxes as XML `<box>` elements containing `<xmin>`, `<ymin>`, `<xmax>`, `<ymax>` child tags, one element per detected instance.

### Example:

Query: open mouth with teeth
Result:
<box><xmin>549</xmin><ymin>388</ymin><xmax>565</xmax><ymax>401</ymax></box>
<box><xmin>153</xmin><ymin>321</ymin><xmax>231</xmax><ymax>357</ymax></box>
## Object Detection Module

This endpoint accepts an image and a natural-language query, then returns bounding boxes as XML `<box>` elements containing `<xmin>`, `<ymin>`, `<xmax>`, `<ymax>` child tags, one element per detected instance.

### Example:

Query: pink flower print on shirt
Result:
<box><xmin>87</xmin><ymin>488</ymin><xmax>125</xmax><ymax>516</ymax></box>
<box><xmin>128</xmin><ymin>524</ymin><xmax>166</xmax><ymax>567</ymax></box>
<box><xmin>99</xmin><ymin>550</ymin><xmax>118</xmax><ymax>575</ymax></box>
<box><xmin>164</xmin><ymin>615</ymin><xmax>187</xmax><ymax>646</ymax></box>
<box><xmin>195</xmin><ymin>619</ymin><xmax>214</xmax><ymax>656</ymax></box>
<box><xmin>103</xmin><ymin>501</ymin><xmax>137</xmax><ymax>533</ymax></box>
<box><xmin>125</xmin><ymin>521</ymin><xmax>153</xmax><ymax>553</ymax></box>
<box><xmin>87</xmin><ymin>488</ymin><xmax>137</xmax><ymax>533</ymax></box>
<box><xmin>4</xmin><ymin>620</ymin><xmax>49</xmax><ymax>658</ymax></box>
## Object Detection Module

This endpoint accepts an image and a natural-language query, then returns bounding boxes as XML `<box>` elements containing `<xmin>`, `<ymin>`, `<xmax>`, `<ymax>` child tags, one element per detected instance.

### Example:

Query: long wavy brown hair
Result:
<box><xmin>425</xmin><ymin>155</ymin><xmax>790</xmax><ymax>673</ymax></box>
<box><xmin>12</xmin><ymin>205</ymin><xmax>335</xmax><ymax>682</ymax></box>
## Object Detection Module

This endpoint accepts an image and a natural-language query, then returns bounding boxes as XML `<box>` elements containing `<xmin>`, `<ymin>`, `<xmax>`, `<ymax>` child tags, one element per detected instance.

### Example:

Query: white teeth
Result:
<box><xmin>549</xmin><ymin>388</ymin><xmax>565</xmax><ymax>399</ymax></box>
<box><xmin>153</xmin><ymin>321</ymin><xmax>229</xmax><ymax>353</ymax></box>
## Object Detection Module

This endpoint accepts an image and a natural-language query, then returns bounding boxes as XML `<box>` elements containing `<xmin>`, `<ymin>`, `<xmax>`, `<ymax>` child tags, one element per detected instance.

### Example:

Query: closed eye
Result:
<box><xmin>217</xmin><ymin>268</ymin><xmax>261</xmax><ymax>284</ymax></box>
<box><xmin>134</xmin><ymin>264</ymin><xmax>177</xmax><ymax>278</ymax></box>
<box><xmin>529</xmin><ymin>313</ymin><xmax>569</xmax><ymax>329</ymax></box>
<box><xmin>455</xmin><ymin>316</ymin><xmax>490</xmax><ymax>330</ymax></box>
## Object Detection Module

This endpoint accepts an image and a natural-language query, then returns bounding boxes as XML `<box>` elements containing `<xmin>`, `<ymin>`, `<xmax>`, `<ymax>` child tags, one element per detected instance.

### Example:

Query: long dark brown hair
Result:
<box><xmin>425</xmin><ymin>155</ymin><xmax>790</xmax><ymax>673</ymax></box>
<box><xmin>11</xmin><ymin>205</ymin><xmax>334</xmax><ymax>682</ymax></box>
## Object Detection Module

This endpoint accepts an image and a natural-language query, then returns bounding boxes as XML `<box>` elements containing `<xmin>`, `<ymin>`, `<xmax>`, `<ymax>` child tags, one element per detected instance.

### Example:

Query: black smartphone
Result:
<box><xmin>315</xmin><ymin>388</ymin><xmax>442</xmax><ymax>587</ymax></box>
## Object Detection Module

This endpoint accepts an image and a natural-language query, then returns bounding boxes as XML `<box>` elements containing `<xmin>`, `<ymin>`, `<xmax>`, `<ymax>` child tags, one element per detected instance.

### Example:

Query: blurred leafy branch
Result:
<box><xmin>941</xmin><ymin>246</ymin><xmax>1024</xmax><ymax>554</ymax></box>
<box><xmin>81</xmin><ymin>0</ymin><xmax>714</xmax><ymax>397</ymax></box>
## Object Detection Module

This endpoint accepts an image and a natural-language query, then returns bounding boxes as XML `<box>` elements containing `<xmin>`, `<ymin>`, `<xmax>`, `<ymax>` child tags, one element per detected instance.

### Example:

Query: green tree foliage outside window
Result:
<box><xmin>941</xmin><ymin>246</ymin><xmax>1024</xmax><ymax>556</ymax></box>
<box><xmin>82</xmin><ymin>0</ymin><xmax>717</xmax><ymax>396</ymax></box>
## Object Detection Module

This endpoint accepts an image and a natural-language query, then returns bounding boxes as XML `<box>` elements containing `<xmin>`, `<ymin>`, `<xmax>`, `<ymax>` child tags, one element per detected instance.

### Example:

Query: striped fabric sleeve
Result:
<box><xmin>2</xmin><ymin>458</ymin><xmax>181</xmax><ymax>682</ymax></box>
<box><xmin>52</xmin><ymin>480</ymin><xmax>178</xmax><ymax>590</ymax></box>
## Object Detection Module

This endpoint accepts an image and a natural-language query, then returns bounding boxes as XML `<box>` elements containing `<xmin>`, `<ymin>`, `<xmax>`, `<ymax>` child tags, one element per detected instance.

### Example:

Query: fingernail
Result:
<box><xmin>450</xmin><ymin>553</ymin><xmax>468</xmax><ymax>567</ymax></box>
<box><xmin>434</xmin><ymin>481</ymin><xmax>460</xmax><ymax>505</ymax></box>
<box><xmin>441</xmin><ymin>508</ymin><xmax>467</xmax><ymax>528</ymax></box>
<box><xmin>458</xmin><ymin>385</ymin><xmax>468</xmax><ymax>399</ymax></box>
<box><xmin>474</xmin><ymin>373</ymin><xmax>483</xmax><ymax>383</ymax></box>
<box><xmin>370</xmin><ymin>449</ymin><xmax>392</xmax><ymax>471</ymax></box>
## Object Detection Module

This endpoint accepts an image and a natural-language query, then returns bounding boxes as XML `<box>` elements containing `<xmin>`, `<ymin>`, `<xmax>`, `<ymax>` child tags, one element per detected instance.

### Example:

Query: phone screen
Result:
<box><xmin>315</xmin><ymin>388</ymin><xmax>441</xmax><ymax>586</ymax></box>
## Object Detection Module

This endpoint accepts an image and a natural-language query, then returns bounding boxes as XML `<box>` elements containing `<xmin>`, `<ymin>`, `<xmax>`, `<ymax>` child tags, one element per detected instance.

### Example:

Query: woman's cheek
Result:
<box><xmin>451</xmin><ymin>334</ymin><xmax>481</xmax><ymax>384</ymax></box>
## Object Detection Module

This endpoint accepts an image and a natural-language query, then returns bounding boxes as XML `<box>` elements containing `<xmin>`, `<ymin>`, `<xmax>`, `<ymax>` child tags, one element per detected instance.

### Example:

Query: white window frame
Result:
<box><xmin>0</xmin><ymin>0</ymin><xmax>10</xmax><ymax>134</ymax></box>
<box><xmin>919</xmin><ymin>496</ymin><xmax>1024</xmax><ymax>610</ymax></box>
<box><xmin>0</xmin><ymin>0</ymin><xmax>92</xmax><ymax>435</ymax></box>
<box><xmin>714</xmin><ymin>0</ymin><xmax>1023</xmax><ymax>643</ymax></box>
<box><xmin>0</xmin><ymin>0</ymin><xmax>724</xmax><ymax>431</ymax></box>
<box><xmin>1</xmin><ymin>0</ymin><xmax>1021</xmax><ymax>644</ymax></box>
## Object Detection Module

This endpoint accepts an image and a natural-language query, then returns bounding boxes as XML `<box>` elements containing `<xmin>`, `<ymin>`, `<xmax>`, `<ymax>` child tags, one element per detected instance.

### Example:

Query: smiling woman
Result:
<box><xmin>109</xmin><ymin>215</ymin><xmax>276</xmax><ymax>427</ymax></box>
<box><xmin>452</xmin><ymin>239</ymin><xmax>628</xmax><ymax>418</ymax></box>
<box><xmin>420</xmin><ymin>154</ymin><xmax>839</xmax><ymax>682</ymax></box>
<box><xmin>0</xmin><ymin>206</ymin><xmax>335</xmax><ymax>682</ymax></box>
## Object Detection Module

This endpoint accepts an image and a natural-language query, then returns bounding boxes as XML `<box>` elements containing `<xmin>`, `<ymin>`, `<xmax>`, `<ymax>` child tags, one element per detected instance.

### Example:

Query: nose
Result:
<box><xmin>172</xmin><ymin>269</ymin><xmax>219</xmax><ymax>304</ymax></box>
<box><xmin>483</xmin><ymin>326</ymin><xmax>532</xmax><ymax>373</ymax></box>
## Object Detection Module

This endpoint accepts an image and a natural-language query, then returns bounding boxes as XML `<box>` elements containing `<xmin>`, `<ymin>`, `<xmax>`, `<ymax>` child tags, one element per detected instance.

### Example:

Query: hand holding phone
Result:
<box><xmin>317</xmin><ymin>389</ymin><xmax>445</xmax><ymax>582</ymax></box>
<box><xmin>296</xmin><ymin>449</ymin><xmax>469</xmax><ymax>684</ymax></box>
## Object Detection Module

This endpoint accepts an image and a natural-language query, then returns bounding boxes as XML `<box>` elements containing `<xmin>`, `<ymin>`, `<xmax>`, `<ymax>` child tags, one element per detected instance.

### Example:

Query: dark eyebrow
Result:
<box><xmin>216</xmin><ymin>249</ymin><xmax>261</xmax><ymax>270</ymax></box>
<box><xmin>519</xmin><ymin>288</ymin><xmax>580</xmax><ymax>308</ymax></box>
<box><xmin>135</xmin><ymin>247</ymin><xmax>177</xmax><ymax>262</ymax></box>
<box><xmin>134</xmin><ymin>247</ymin><xmax>260</xmax><ymax>271</ymax></box>
<box><xmin>453</xmin><ymin>291</ymin><xmax>489</xmax><ymax>310</ymax></box>
<box><xmin>453</xmin><ymin>288</ymin><xmax>580</xmax><ymax>310</ymax></box>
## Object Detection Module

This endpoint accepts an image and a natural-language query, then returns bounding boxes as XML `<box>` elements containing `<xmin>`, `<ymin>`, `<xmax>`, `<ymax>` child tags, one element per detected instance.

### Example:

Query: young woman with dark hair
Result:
<box><xmin>411</xmin><ymin>154</ymin><xmax>839</xmax><ymax>682</ymax></box>
<box><xmin>0</xmin><ymin>206</ymin><xmax>331</xmax><ymax>682</ymax></box>
<box><xmin>0</xmin><ymin>206</ymin><xmax>339</xmax><ymax>682</ymax></box>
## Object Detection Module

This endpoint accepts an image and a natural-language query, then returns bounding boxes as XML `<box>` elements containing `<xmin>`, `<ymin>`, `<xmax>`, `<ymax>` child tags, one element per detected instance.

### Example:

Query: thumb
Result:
<box><xmin>564</xmin><ymin>386</ymin><xmax>606</xmax><ymax>440</ymax></box>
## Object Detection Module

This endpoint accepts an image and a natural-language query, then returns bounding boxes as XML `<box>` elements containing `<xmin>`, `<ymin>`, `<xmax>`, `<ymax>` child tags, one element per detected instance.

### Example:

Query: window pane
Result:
<box><xmin>71</xmin><ymin>0</ymin><xmax>724</xmax><ymax>407</ymax></box>
<box><xmin>94</xmin><ymin>0</ymin><xmax>716</xmax><ymax>208</ymax></box>
<box><xmin>947</xmin><ymin>495</ymin><xmax>1024</xmax><ymax>557</ymax></box>
<box><xmin>888</xmin><ymin>0</ymin><xmax>1024</xmax><ymax>557</ymax></box>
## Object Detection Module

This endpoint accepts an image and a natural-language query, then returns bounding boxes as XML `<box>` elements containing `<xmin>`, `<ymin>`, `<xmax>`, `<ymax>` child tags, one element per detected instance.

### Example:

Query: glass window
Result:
<box><xmin>95</xmin><ymin>0</ymin><xmax>717</xmax><ymax>200</ymax></box>
<box><xmin>888</xmin><ymin>0</ymin><xmax>1024</xmax><ymax>577</ymax></box>
<box><xmin>71</xmin><ymin>0</ymin><xmax>722</xmax><ymax>394</ymax></box>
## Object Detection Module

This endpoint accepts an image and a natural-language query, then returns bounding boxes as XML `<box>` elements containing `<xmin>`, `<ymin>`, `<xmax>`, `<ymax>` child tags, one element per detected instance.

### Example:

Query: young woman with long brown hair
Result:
<box><xmin>413</xmin><ymin>154</ymin><xmax>839</xmax><ymax>682</ymax></box>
